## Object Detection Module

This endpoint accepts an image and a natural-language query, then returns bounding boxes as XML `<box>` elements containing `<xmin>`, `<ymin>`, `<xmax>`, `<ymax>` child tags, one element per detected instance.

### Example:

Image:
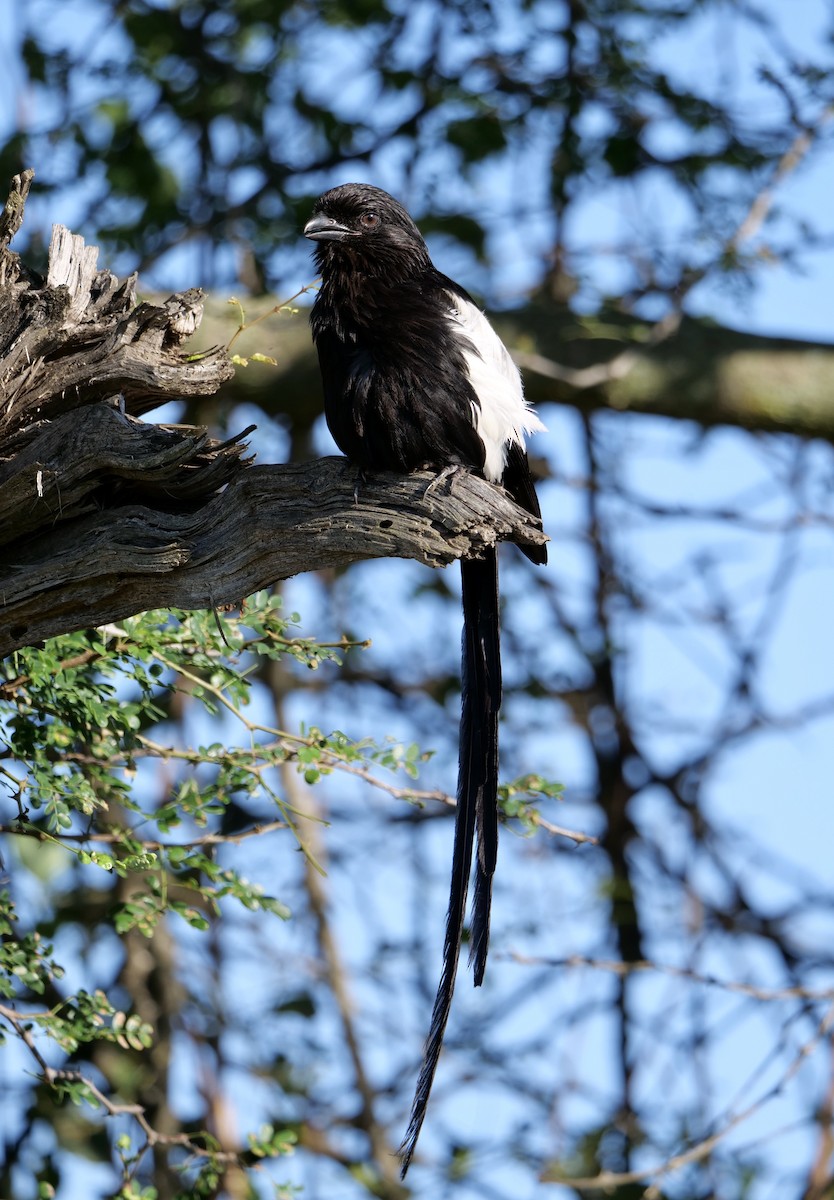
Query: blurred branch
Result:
<box><xmin>281</xmin><ymin>749</ymin><xmax>408</xmax><ymax>1197</ymax></box>
<box><xmin>511</xmin><ymin>954</ymin><xmax>834</xmax><ymax>1003</ymax></box>
<box><xmin>802</xmin><ymin>1038</ymin><xmax>834</xmax><ymax>1200</ymax></box>
<box><xmin>190</xmin><ymin>104</ymin><xmax>834</xmax><ymax>443</ymax></box>
<box><xmin>0</xmin><ymin>1001</ymin><xmax>246</xmax><ymax>1169</ymax></box>
<box><xmin>543</xmin><ymin>1003</ymin><xmax>834</xmax><ymax>1192</ymax></box>
<box><xmin>194</xmin><ymin>292</ymin><xmax>834</xmax><ymax>443</ymax></box>
<box><xmin>517</xmin><ymin>102</ymin><xmax>834</xmax><ymax>422</ymax></box>
<box><xmin>733</xmin><ymin>111</ymin><xmax>830</xmax><ymax>247</ymax></box>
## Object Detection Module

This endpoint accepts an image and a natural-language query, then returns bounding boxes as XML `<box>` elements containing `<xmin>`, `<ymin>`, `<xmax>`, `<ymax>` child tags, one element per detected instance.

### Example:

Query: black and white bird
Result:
<box><xmin>304</xmin><ymin>182</ymin><xmax>547</xmax><ymax>1174</ymax></box>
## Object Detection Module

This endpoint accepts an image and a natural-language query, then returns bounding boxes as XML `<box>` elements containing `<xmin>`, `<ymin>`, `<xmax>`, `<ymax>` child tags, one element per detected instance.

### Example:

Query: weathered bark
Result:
<box><xmin>0</xmin><ymin>171</ymin><xmax>545</xmax><ymax>657</ymax></box>
<box><xmin>0</xmin><ymin>457</ymin><xmax>544</xmax><ymax>658</ymax></box>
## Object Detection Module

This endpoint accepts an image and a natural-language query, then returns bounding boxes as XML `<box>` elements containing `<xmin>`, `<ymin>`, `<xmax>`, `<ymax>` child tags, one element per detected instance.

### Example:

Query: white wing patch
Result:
<box><xmin>445</xmin><ymin>291</ymin><xmax>546</xmax><ymax>482</ymax></box>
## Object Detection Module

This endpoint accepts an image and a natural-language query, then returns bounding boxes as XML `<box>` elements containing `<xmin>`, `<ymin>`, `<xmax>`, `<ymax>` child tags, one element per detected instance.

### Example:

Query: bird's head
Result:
<box><xmin>304</xmin><ymin>183</ymin><xmax>431</xmax><ymax>279</ymax></box>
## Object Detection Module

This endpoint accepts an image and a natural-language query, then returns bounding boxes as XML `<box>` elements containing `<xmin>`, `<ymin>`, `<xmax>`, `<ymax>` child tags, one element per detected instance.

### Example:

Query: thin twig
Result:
<box><xmin>0</xmin><ymin>1001</ymin><xmax>251</xmax><ymax>1167</ymax></box>
<box><xmin>517</xmin><ymin>106</ymin><xmax>834</xmax><ymax>394</ymax></box>
<box><xmin>226</xmin><ymin>281</ymin><xmax>319</xmax><ymax>352</ymax></box>
<box><xmin>544</xmin><ymin>1003</ymin><xmax>834</xmax><ymax>1191</ymax></box>
<box><xmin>510</xmin><ymin>953</ymin><xmax>834</xmax><ymax>1003</ymax></box>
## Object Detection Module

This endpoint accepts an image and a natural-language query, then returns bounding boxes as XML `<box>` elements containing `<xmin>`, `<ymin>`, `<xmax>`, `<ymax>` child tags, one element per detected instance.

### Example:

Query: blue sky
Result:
<box><xmin>682</xmin><ymin>0</ymin><xmax>834</xmax><ymax>342</ymax></box>
<box><xmin>2</xmin><ymin>3</ymin><xmax>834</xmax><ymax>1198</ymax></box>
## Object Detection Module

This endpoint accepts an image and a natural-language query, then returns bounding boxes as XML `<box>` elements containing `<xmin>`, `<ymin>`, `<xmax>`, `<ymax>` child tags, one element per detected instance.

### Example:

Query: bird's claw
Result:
<box><xmin>423</xmin><ymin>463</ymin><xmax>464</xmax><ymax>500</ymax></box>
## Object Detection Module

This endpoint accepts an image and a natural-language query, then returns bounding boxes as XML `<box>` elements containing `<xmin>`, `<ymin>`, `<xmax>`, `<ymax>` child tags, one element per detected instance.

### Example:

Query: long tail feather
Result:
<box><xmin>399</xmin><ymin>550</ymin><xmax>501</xmax><ymax>1175</ymax></box>
<box><xmin>466</xmin><ymin>551</ymin><xmax>501</xmax><ymax>987</ymax></box>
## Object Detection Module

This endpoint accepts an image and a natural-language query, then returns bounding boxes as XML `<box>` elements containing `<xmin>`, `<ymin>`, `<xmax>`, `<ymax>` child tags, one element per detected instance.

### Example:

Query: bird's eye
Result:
<box><xmin>359</xmin><ymin>211</ymin><xmax>380</xmax><ymax>230</ymax></box>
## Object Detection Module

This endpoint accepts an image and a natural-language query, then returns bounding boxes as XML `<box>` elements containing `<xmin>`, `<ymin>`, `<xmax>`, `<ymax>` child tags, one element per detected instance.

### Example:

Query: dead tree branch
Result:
<box><xmin>0</xmin><ymin>172</ymin><xmax>545</xmax><ymax>657</ymax></box>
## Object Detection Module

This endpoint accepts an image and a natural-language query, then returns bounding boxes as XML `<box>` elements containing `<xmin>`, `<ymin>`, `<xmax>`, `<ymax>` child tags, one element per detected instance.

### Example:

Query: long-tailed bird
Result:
<box><xmin>304</xmin><ymin>182</ymin><xmax>547</xmax><ymax>1175</ymax></box>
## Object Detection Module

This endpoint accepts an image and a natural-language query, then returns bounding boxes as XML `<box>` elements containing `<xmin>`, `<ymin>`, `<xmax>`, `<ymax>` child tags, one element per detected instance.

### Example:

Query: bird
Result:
<box><xmin>303</xmin><ymin>182</ymin><xmax>547</xmax><ymax>1175</ymax></box>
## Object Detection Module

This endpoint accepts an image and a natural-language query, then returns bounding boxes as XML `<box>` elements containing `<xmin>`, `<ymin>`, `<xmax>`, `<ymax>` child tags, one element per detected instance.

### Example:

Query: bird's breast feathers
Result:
<box><xmin>313</xmin><ymin>273</ymin><xmax>545</xmax><ymax>485</ymax></box>
<box><xmin>443</xmin><ymin>292</ymin><xmax>546</xmax><ymax>483</ymax></box>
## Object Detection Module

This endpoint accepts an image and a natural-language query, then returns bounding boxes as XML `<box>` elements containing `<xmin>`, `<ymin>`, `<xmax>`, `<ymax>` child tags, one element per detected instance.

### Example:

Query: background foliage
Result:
<box><xmin>2</xmin><ymin>2</ymin><xmax>834</xmax><ymax>1199</ymax></box>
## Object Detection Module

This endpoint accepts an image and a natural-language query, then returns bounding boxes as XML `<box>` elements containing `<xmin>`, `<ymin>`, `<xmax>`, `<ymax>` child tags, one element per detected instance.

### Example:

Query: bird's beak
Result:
<box><xmin>303</xmin><ymin>214</ymin><xmax>353</xmax><ymax>242</ymax></box>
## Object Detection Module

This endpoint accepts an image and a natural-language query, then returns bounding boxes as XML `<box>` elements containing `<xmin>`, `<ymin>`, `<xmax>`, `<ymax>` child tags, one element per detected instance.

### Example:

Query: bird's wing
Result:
<box><xmin>443</xmin><ymin>289</ymin><xmax>546</xmax><ymax>483</ymax></box>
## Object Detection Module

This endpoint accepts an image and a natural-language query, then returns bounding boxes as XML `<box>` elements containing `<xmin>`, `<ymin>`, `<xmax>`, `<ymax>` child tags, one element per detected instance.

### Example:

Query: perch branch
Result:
<box><xmin>0</xmin><ymin>459</ymin><xmax>546</xmax><ymax>656</ymax></box>
<box><xmin>0</xmin><ymin>172</ymin><xmax>545</xmax><ymax>657</ymax></box>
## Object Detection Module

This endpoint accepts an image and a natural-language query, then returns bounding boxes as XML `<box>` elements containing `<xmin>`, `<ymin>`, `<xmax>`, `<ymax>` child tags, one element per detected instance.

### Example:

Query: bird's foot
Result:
<box><xmin>423</xmin><ymin>463</ymin><xmax>466</xmax><ymax>500</ymax></box>
<box><xmin>353</xmin><ymin>469</ymin><xmax>368</xmax><ymax>506</ymax></box>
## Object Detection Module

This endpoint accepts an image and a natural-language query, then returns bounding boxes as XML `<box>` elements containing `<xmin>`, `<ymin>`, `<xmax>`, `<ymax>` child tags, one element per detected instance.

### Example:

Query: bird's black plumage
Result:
<box><xmin>304</xmin><ymin>182</ymin><xmax>547</xmax><ymax>1174</ymax></box>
